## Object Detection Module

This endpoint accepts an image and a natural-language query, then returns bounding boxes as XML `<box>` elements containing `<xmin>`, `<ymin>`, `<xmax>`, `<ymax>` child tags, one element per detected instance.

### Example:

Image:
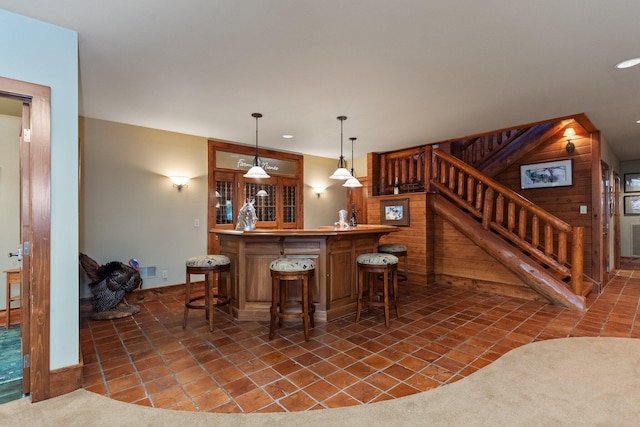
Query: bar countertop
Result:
<box><xmin>209</xmin><ymin>224</ymin><xmax>398</xmax><ymax>236</ymax></box>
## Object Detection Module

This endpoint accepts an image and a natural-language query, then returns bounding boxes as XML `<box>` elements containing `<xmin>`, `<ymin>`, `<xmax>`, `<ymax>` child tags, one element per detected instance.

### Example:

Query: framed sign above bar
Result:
<box><xmin>520</xmin><ymin>159</ymin><xmax>572</xmax><ymax>189</ymax></box>
<box><xmin>215</xmin><ymin>150</ymin><xmax>297</xmax><ymax>176</ymax></box>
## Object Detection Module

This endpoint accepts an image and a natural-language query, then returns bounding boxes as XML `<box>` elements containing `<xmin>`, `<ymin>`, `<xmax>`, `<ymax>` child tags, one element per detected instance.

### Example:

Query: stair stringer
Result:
<box><xmin>430</xmin><ymin>194</ymin><xmax>585</xmax><ymax>311</ymax></box>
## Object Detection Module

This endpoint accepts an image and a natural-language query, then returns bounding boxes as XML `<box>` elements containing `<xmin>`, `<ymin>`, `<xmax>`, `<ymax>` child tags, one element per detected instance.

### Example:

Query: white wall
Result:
<box><xmin>80</xmin><ymin>118</ymin><xmax>209</xmax><ymax>295</ymax></box>
<box><xmin>0</xmin><ymin>9</ymin><xmax>78</xmax><ymax>370</ymax></box>
<box><xmin>0</xmin><ymin>113</ymin><xmax>21</xmax><ymax>309</ymax></box>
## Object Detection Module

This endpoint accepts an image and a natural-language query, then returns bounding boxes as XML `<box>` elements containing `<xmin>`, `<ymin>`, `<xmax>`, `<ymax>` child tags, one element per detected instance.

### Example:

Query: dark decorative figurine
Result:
<box><xmin>79</xmin><ymin>253</ymin><xmax>143</xmax><ymax>320</ymax></box>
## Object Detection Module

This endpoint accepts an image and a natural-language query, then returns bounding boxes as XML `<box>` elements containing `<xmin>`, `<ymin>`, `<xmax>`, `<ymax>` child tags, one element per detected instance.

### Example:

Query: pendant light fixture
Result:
<box><xmin>343</xmin><ymin>137</ymin><xmax>363</xmax><ymax>187</ymax></box>
<box><xmin>329</xmin><ymin>116</ymin><xmax>354</xmax><ymax>180</ymax></box>
<box><xmin>243</xmin><ymin>112</ymin><xmax>271</xmax><ymax>179</ymax></box>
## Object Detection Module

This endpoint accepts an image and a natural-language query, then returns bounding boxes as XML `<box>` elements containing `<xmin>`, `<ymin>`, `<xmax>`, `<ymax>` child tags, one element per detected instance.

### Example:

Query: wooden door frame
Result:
<box><xmin>0</xmin><ymin>76</ymin><xmax>51</xmax><ymax>402</ymax></box>
<box><xmin>601</xmin><ymin>161</ymin><xmax>611</xmax><ymax>285</ymax></box>
<box><xmin>613</xmin><ymin>172</ymin><xmax>621</xmax><ymax>270</ymax></box>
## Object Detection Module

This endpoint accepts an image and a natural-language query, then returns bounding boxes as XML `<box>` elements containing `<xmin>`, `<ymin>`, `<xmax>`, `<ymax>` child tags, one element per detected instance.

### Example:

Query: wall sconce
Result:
<box><xmin>563</xmin><ymin>127</ymin><xmax>576</xmax><ymax>153</ymax></box>
<box><xmin>170</xmin><ymin>176</ymin><xmax>189</xmax><ymax>191</ymax></box>
<box><xmin>313</xmin><ymin>186</ymin><xmax>325</xmax><ymax>198</ymax></box>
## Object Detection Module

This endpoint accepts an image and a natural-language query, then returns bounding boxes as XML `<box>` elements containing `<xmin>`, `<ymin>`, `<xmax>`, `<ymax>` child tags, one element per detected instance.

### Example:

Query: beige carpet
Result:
<box><xmin>1</xmin><ymin>337</ymin><xmax>639</xmax><ymax>426</ymax></box>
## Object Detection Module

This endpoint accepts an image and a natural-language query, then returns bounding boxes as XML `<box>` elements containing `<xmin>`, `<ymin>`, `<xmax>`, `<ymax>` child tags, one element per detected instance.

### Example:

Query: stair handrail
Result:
<box><xmin>428</xmin><ymin>146</ymin><xmax>584</xmax><ymax>295</ymax></box>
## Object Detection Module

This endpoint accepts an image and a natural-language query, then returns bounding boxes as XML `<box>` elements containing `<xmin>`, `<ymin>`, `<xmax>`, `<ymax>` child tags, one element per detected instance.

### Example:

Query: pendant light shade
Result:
<box><xmin>329</xmin><ymin>116</ymin><xmax>354</xmax><ymax>180</ymax></box>
<box><xmin>244</xmin><ymin>113</ymin><xmax>271</xmax><ymax>179</ymax></box>
<box><xmin>343</xmin><ymin>137</ymin><xmax>363</xmax><ymax>187</ymax></box>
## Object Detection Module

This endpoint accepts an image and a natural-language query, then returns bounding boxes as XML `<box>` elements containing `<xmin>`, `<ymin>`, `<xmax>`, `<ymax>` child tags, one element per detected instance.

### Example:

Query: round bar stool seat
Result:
<box><xmin>378</xmin><ymin>243</ymin><xmax>409</xmax><ymax>294</ymax></box>
<box><xmin>356</xmin><ymin>253</ymin><xmax>399</xmax><ymax>328</ymax></box>
<box><xmin>183</xmin><ymin>255</ymin><xmax>232</xmax><ymax>332</ymax></box>
<box><xmin>269</xmin><ymin>258</ymin><xmax>316</xmax><ymax>341</ymax></box>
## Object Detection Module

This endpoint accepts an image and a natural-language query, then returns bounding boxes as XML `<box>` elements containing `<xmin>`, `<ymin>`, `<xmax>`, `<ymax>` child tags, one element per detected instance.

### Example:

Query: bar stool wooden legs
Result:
<box><xmin>269</xmin><ymin>258</ymin><xmax>316</xmax><ymax>341</ymax></box>
<box><xmin>378</xmin><ymin>243</ymin><xmax>409</xmax><ymax>294</ymax></box>
<box><xmin>183</xmin><ymin>255</ymin><xmax>231</xmax><ymax>332</ymax></box>
<box><xmin>356</xmin><ymin>253</ymin><xmax>399</xmax><ymax>328</ymax></box>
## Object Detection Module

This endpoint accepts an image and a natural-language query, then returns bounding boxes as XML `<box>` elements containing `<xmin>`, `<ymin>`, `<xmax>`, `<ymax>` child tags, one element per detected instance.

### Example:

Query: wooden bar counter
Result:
<box><xmin>211</xmin><ymin>225</ymin><xmax>397</xmax><ymax>322</ymax></box>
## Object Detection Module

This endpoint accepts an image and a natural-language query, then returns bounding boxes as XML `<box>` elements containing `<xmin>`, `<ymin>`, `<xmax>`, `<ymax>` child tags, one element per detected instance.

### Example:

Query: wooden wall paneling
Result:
<box><xmin>368</xmin><ymin>193</ymin><xmax>428</xmax><ymax>285</ymax></box>
<box><xmin>347</xmin><ymin>176</ymin><xmax>368</xmax><ymax>225</ymax></box>
<box><xmin>590</xmin><ymin>132</ymin><xmax>603</xmax><ymax>285</ymax></box>
<box><xmin>433</xmin><ymin>215</ymin><xmax>545</xmax><ymax>301</ymax></box>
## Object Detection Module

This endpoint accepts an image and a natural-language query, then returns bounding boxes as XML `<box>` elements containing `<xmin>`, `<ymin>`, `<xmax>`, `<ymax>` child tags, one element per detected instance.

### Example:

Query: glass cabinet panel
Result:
<box><xmin>215</xmin><ymin>180</ymin><xmax>234</xmax><ymax>225</ymax></box>
<box><xmin>244</xmin><ymin>182</ymin><xmax>276</xmax><ymax>222</ymax></box>
<box><xmin>282</xmin><ymin>184</ymin><xmax>296</xmax><ymax>224</ymax></box>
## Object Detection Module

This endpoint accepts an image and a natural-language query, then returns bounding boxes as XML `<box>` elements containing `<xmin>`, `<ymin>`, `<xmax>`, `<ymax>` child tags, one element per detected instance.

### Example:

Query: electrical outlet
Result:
<box><xmin>579</xmin><ymin>205</ymin><xmax>588</xmax><ymax>214</ymax></box>
<box><xmin>161</xmin><ymin>270</ymin><xmax>168</xmax><ymax>279</ymax></box>
<box><xmin>194</xmin><ymin>218</ymin><xmax>200</xmax><ymax>228</ymax></box>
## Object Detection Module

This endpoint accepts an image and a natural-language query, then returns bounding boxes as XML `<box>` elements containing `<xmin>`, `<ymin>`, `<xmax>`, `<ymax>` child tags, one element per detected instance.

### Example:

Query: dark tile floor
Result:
<box><xmin>79</xmin><ymin>258</ymin><xmax>640</xmax><ymax>413</ymax></box>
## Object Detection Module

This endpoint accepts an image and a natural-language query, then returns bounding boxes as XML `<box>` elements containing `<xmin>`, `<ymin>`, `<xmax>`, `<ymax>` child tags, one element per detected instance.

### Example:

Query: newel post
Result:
<box><xmin>570</xmin><ymin>226</ymin><xmax>584</xmax><ymax>295</ymax></box>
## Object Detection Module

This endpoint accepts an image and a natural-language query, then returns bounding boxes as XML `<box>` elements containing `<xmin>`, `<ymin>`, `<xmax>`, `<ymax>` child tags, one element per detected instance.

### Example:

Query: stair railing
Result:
<box><xmin>427</xmin><ymin>146</ymin><xmax>584</xmax><ymax>295</ymax></box>
<box><xmin>454</xmin><ymin>127</ymin><xmax>529</xmax><ymax>170</ymax></box>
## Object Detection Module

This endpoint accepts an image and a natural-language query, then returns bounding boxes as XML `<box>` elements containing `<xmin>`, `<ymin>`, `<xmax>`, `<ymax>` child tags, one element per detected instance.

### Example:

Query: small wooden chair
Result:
<box><xmin>182</xmin><ymin>255</ymin><xmax>232</xmax><ymax>332</ymax></box>
<box><xmin>4</xmin><ymin>268</ymin><xmax>21</xmax><ymax>329</ymax></box>
<box><xmin>356</xmin><ymin>253</ymin><xmax>399</xmax><ymax>328</ymax></box>
<box><xmin>269</xmin><ymin>258</ymin><xmax>316</xmax><ymax>341</ymax></box>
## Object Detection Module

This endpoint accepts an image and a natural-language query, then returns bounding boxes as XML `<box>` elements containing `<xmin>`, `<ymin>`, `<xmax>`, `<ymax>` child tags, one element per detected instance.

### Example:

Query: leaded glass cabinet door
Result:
<box><xmin>215</xmin><ymin>172</ymin><xmax>235</xmax><ymax>226</ymax></box>
<box><xmin>281</xmin><ymin>177</ymin><xmax>298</xmax><ymax>228</ymax></box>
<box><xmin>244</xmin><ymin>181</ymin><xmax>277</xmax><ymax>227</ymax></box>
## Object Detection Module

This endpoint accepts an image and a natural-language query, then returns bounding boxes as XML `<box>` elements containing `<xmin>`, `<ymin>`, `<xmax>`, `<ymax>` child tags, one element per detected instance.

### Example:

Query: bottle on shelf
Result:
<box><xmin>350</xmin><ymin>203</ymin><xmax>358</xmax><ymax>227</ymax></box>
<box><xmin>393</xmin><ymin>177</ymin><xmax>400</xmax><ymax>195</ymax></box>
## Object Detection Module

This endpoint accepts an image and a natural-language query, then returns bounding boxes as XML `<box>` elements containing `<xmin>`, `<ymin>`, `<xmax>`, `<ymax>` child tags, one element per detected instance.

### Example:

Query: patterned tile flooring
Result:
<box><xmin>80</xmin><ymin>258</ymin><xmax>640</xmax><ymax>413</ymax></box>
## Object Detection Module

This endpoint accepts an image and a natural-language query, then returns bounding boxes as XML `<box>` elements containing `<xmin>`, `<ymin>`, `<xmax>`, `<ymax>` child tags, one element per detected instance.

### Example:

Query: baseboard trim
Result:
<box><xmin>49</xmin><ymin>361</ymin><xmax>83</xmax><ymax>398</ymax></box>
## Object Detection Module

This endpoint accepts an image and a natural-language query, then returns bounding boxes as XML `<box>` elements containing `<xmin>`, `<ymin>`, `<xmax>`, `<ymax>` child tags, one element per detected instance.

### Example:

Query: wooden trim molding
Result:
<box><xmin>49</xmin><ymin>363</ymin><xmax>83</xmax><ymax>397</ymax></box>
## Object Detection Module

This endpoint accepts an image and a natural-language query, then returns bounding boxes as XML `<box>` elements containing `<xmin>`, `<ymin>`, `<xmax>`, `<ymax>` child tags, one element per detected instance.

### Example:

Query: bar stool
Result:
<box><xmin>269</xmin><ymin>258</ymin><xmax>316</xmax><ymax>341</ymax></box>
<box><xmin>378</xmin><ymin>243</ymin><xmax>409</xmax><ymax>294</ymax></box>
<box><xmin>183</xmin><ymin>255</ymin><xmax>232</xmax><ymax>332</ymax></box>
<box><xmin>356</xmin><ymin>253</ymin><xmax>399</xmax><ymax>328</ymax></box>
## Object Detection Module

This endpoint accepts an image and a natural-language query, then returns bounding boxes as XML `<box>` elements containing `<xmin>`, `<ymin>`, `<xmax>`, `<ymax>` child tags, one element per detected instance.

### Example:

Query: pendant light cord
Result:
<box><xmin>337</xmin><ymin>116</ymin><xmax>347</xmax><ymax>168</ymax></box>
<box><xmin>350</xmin><ymin>137</ymin><xmax>357</xmax><ymax>177</ymax></box>
<box><xmin>252</xmin><ymin>112</ymin><xmax>262</xmax><ymax>167</ymax></box>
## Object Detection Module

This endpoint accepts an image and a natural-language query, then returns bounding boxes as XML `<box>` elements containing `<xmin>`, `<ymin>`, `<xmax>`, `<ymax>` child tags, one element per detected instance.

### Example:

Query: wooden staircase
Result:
<box><xmin>450</xmin><ymin>120</ymin><xmax>570</xmax><ymax>178</ymax></box>
<box><xmin>370</xmin><ymin>123</ymin><xmax>591</xmax><ymax>310</ymax></box>
<box><xmin>428</xmin><ymin>146</ymin><xmax>587</xmax><ymax>310</ymax></box>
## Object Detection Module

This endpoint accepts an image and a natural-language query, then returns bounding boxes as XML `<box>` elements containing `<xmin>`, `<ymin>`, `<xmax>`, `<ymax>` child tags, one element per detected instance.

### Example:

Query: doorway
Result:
<box><xmin>0</xmin><ymin>97</ymin><xmax>22</xmax><ymax>402</ymax></box>
<box><xmin>0</xmin><ymin>76</ymin><xmax>52</xmax><ymax>403</ymax></box>
<box><xmin>601</xmin><ymin>161</ymin><xmax>611</xmax><ymax>285</ymax></box>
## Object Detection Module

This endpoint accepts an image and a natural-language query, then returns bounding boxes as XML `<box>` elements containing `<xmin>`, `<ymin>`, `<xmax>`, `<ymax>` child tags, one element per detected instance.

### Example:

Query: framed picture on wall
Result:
<box><xmin>380</xmin><ymin>198</ymin><xmax>410</xmax><ymax>226</ymax></box>
<box><xmin>624</xmin><ymin>173</ymin><xmax>640</xmax><ymax>193</ymax></box>
<box><xmin>624</xmin><ymin>195</ymin><xmax>640</xmax><ymax>215</ymax></box>
<box><xmin>520</xmin><ymin>159</ymin><xmax>573</xmax><ymax>189</ymax></box>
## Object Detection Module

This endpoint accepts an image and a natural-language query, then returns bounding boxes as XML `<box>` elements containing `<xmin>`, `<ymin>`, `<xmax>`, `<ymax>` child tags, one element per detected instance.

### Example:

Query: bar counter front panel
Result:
<box><xmin>211</xmin><ymin>226</ymin><xmax>397</xmax><ymax>322</ymax></box>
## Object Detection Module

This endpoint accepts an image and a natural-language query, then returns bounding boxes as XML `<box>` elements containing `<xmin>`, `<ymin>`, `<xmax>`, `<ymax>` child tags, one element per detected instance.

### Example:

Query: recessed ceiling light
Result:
<box><xmin>615</xmin><ymin>57</ymin><xmax>640</xmax><ymax>69</ymax></box>
<box><xmin>282</xmin><ymin>134</ymin><xmax>293</xmax><ymax>139</ymax></box>
<box><xmin>636</xmin><ymin>119</ymin><xmax>640</xmax><ymax>124</ymax></box>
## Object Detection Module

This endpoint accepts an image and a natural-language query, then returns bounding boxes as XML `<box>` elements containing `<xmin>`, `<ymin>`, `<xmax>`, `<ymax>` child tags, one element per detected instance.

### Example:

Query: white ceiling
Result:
<box><xmin>2</xmin><ymin>1</ymin><xmax>640</xmax><ymax>161</ymax></box>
